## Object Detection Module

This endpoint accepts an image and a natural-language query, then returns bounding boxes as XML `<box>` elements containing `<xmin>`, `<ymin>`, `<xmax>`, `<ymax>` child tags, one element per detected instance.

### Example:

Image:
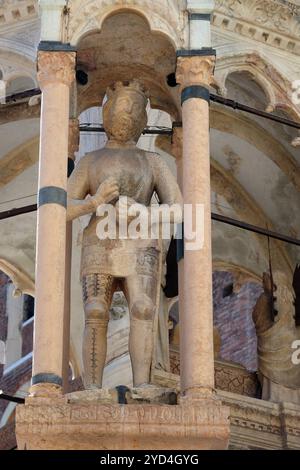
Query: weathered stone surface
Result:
<box><xmin>65</xmin><ymin>385</ymin><xmax>178</xmax><ymax>406</ymax></box>
<box><xmin>16</xmin><ymin>398</ymin><xmax>230</xmax><ymax>450</ymax></box>
<box><xmin>126</xmin><ymin>385</ymin><xmax>178</xmax><ymax>405</ymax></box>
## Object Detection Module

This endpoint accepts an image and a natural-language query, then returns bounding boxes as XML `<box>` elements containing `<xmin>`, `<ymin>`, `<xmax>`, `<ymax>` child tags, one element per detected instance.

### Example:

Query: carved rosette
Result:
<box><xmin>68</xmin><ymin>118</ymin><xmax>80</xmax><ymax>159</ymax></box>
<box><xmin>176</xmin><ymin>55</ymin><xmax>216</xmax><ymax>90</ymax></box>
<box><xmin>37</xmin><ymin>51</ymin><xmax>76</xmax><ymax>89</ymax></box>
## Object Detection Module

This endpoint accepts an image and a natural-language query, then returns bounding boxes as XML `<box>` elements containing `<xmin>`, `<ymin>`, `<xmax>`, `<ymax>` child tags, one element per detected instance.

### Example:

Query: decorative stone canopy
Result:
<box><xmin>67</xmin><ymin>0</ymin><xmax>188</xmax><ymax>48</ymax></box>
<box><xmin>75</xmin><ymin>11</ymin><xmax>182</xmax><ymax>118</ymax></box>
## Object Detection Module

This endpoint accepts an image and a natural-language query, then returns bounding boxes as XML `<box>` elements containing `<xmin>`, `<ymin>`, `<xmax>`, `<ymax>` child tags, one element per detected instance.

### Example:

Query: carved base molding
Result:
<box><xmin>170</xmin><ymin>349</ymin><xmax>260</xmax><ymax>398</ymax></box>
<box><xmin>16</xmin><ymin>394</ymin><xmax>230</xmax><ymax>450</ymax></box>
<box><xmin>152</xmin><ymin>370</ymin><xmax>300</xmax><ymax>450</ymax></box>
<box><xmin>219</xmin><ymin>391</ymin><xmax>300</xmax><ymax>450</ymax></box>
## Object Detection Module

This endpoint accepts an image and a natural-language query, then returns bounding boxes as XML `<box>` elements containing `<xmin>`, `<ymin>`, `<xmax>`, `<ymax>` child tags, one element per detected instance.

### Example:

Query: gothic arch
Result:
<box><xmin>68</xmin><ymin>0</ymin><xmax>187</xmax><ymax>48</ymax></box>
<box><xmin>0</xmin><ymin>259</ymin><xmax>34</xmax><ymax>297</ymax></box>
<box><xmin>211</xmin><ymin>106</ymin><xmax>300</xmax><ymax>193</ymax></box>
<box><xmin>215</xmin><ymin>52</ymin><xmax>295</xmax><ymax>114</ymax></box>
<box><xmin>154</xmin><ymin>134</ymin><xmax>293</xmax><ymax>276</ymax></box>
<box><xmin>0</xmin><ymin>135</ymin><xmax>39</xmax><ymax>186</ymax></box>
<box><xmin>210</xmin><ymin>158</ymin><xmax>293</xmax><ymax>276</ymax></box>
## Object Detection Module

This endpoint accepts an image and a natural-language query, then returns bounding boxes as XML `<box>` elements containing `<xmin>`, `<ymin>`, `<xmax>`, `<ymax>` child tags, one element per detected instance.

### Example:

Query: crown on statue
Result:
<box><xmin>106</xmin><ymin>79</ymin><xmax>149</xmax><ymax>102</ymax></box>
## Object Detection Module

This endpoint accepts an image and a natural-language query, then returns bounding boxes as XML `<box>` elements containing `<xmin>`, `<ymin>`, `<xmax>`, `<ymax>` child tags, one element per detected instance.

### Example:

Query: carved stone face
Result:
<box><xmin>103</xmin><ymin>86</ymin><xmax>148</xmax><ymax>144</ymax></box>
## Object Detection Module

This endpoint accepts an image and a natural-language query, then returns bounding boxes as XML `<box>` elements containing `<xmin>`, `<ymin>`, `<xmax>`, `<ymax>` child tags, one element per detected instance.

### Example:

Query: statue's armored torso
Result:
<box><xmin>81</xmin><ymin>147</ymin><xmax>159</xmax><ymax>278</ymax></box>
<box><xmin>88</xmin><ymin>147</ymin><xmax>154</xmax><ymax>203</ymax></box>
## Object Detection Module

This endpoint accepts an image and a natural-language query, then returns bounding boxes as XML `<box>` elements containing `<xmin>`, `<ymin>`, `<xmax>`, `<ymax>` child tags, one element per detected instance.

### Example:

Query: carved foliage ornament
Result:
<box><xmin>176</xmin><ymin>56</ymin><xmax>216</xmax><ymax>89</ymax></box>
<box><xmin>215</xmin><ymin>0</ymin><xmax>300</xmax><ymax>36</ymax></box>
<box><xmin>68</xmin><ymin>0</ymin><xmax>186</xmax><ymax>46</ymax></box>
<box><xmin>37</xmin><ymin>51</ymin><xmax>76</xmax><ymax>88</ymax></box>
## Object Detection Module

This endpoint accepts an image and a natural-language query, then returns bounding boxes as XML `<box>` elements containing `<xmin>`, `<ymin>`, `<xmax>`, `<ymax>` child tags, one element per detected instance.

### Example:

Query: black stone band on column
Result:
<box><xmin>38</xmin><ymin>186</ymin><xmax>67</xmax><ymax>208</ymax></box>
<box><xmin>189</xmin><ymin>13</ymin><xmax>212</xmax><ymax>21</ymax></box>
<box><xmin>38</xmin><ymin>41</ymin><xmax>77</xmax><ymax>52</ymax></box>
<box><xmin>177</xmin><ymin>48</ymin><xmax>216</xmax><ymax>57</ymax></box>
<box><xmin>181</xmin><ymin>86</ymin><xmax>210</xmax><ymax>105</ymax></box>
<box><xmin>32</xmin><ymin>373</ymin><xmax>63</xmax><ymax>386</ymax></box>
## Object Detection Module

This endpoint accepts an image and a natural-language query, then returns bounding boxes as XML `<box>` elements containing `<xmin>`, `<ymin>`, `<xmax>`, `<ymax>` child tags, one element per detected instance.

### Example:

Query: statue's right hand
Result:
<box><xmin>91</xmin><ymin>178</ymin><xmax>119</xmax><ymax>209</ymax></box>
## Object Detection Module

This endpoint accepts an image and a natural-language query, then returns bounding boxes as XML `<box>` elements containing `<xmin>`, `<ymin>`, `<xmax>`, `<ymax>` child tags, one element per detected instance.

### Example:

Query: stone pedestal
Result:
<box><xmin>16</xmin><ymin>388</ymin><xmax>230</xmax><ymax>450</ymax></box>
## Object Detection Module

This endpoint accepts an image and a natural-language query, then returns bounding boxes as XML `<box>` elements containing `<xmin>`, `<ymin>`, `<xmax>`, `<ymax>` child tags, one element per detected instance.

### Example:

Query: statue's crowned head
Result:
<box><xmin>103</xmin><ymin>80</ymin><xmax>149</xmax><ymax>144</ymax></box>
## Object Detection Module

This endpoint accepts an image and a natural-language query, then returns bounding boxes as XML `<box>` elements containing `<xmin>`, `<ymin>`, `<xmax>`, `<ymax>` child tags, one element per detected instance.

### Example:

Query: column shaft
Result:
<box><xmin>176</xmin><ymin>54</ymin><xmax>216</xmax><ymax>399</ymax></box>
<box><xmin>62</xmin><ymin>118</ymin><xmax>79</xmax><ymax>392</ymax></box>
<box><xmin>172</xmin><ymin>127</ymin><xmax>184</xmax><ymax>352</ymax></box>
<box><xmin>31</xmin><ymin>51</ymin><xmax>75</xmax><ymax>396</ymax></box>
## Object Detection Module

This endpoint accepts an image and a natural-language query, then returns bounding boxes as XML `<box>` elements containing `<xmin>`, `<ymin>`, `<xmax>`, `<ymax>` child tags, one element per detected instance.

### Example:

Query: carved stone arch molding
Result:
<box><xmin>74</xmin><ymin>3</ymin><xmax>185</xmax><ymax>118</ymax></box>
<box><xmin>68</xmin><ymin>0</ymin><xmax>188</xmax><ymax>48</ymax></box>
<box><xmin>214</xmin><ymin>52</ymin><xmax>299</xmax><ymax>117</ymax></box>
<box><xmin>154</xmin><ymin>134</ymin><xmax>293</xmax><ymax>277</ymax></box>
<box><xmin>0</xmin><ymin>259</ymin><xmax>35</xmax><ymax>297</ymax></box>
<box><xmin>210</xmin><ymin>159</ymin><xmax>293</xmax><ymax>277</ymax></box>
<box><xmin>0</xmin><ymin>49</ymin><xmax>36</xmax><ymax>84</ymax></box>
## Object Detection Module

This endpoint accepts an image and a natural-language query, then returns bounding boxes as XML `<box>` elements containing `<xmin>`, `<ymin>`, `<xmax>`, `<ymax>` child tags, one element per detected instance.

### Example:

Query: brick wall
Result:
<box><xmin>0</xmin><ymin>421</ymin><xmax>17</xmax><ymax>450</ymax></box>
<box><xmin>0</xmin><ymin>355</ymin><xmax>32</xmax><ymax>418</ymax></box>
<box><xmin>21</xmin><ymin>319</ymin><xmax>33</xmax><ymax>357</ymax></box>
<box><xmin>0</xmin><ymin>271</ymin><xmax>9</xmax><ymax>325</ymax></box>
<box><xmin>213</xmin><ymin>271</ymin><xmax>263</xmax><ymax>372</ymax></box>
<box><xmin>0</xmin><ymin>271</ymin><xmax>9</xmax><ymax>378</ymax></box>
<box><xmin>0</xmin><ymin>270</ymin><xmax>33</xmax><ymax>450</ymax></box>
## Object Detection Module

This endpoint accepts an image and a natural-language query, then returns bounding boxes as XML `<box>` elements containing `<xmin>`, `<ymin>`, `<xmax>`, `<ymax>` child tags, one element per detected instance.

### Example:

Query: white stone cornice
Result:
<box><xmin>187</xmin><ymin>0</ymin><xmax>215</xmax><ymax>14</ymax></box>
<box><xmin>39</xmin><ymin>0</ymin><xmax>67</xmax><ymax>42</ymax></box>
<box><xmin>187</xmin><ymin>1</ymin><xmax>215</xmax><ymax>47</ymax></box>
<box><xmin>0</xmin><ymin>1</ymin><xmax>38</xmax><ymax>28</ymax></box>
<box><xmin>214</xmin><ymin>0</ymin><xmax>300</xmax><ymax>54</ymax></box>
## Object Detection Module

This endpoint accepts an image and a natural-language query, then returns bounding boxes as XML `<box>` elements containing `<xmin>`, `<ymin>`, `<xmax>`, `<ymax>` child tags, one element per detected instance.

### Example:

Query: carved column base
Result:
<box><xmin>16</xmin><ymin>389</ymin><xmax>230</xmax><ymax>450</ymax></box>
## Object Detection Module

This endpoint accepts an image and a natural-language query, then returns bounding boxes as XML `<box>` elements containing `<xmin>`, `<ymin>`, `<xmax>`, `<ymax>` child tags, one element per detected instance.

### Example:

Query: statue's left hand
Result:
<box><xmin>91</xmin><ymin>178</ymin><xmax>120</xmax><ymax>209</ymax></box>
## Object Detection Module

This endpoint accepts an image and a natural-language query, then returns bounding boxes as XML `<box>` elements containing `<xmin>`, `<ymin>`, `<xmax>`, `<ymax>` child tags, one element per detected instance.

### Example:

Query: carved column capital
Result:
<box><xmin>68</xmin><ymin>118</ymin><xmax>80</xmax><ymax>160</ymax></box>
<box><xmin>176</xmin><ymin>55</ymin><xmax>216</xmax><ymax>90</ymax></box>
<box><xmin>37</xmin><ymin>51</ymin><xmax>76</xmax><ymax>89</ymax></box>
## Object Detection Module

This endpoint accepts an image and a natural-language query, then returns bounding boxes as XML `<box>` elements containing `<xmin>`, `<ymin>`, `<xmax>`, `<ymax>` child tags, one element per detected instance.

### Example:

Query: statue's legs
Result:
<box><xmin>124</xmin><ymin>272</ymin><xmax>157</xmax><ymax>387</ymax></box>
<box><xmin>82</xmin><ymin>274</ymin><xmax>114</xmax><ymax>389</ymax></box>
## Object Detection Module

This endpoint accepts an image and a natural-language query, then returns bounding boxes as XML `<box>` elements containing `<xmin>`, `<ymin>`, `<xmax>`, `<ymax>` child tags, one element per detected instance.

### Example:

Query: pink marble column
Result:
<box><xmin>176</xmin><ymin>53</ymin><xmax>216</xmax><ymax>400</ymax></box>
<box><xmin>172</xmin><ymin>126</ymin><xmax>184</xmax><ymax>345</ymax></box>
<box><xmin>30</xmin><ymin>51</ymin><xmax>76</xmax><ymax>397</ymax></box>
<box><xmin>62</xmin><ymin>118</ymin><xmax>79</xmax><ymax>392</ymax></box>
